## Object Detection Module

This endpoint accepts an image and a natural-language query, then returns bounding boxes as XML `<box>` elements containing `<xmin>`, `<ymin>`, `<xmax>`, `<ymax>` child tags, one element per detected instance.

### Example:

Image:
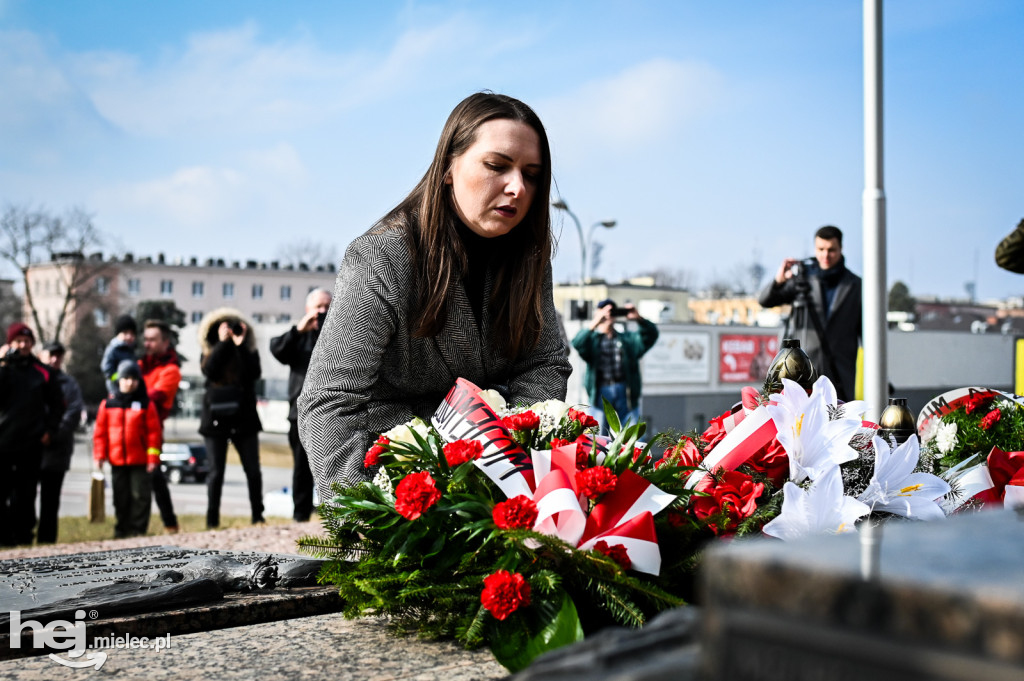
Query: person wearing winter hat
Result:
<box><xmin>37</xmin><ymin>341</ymin><xmax>85</xmax><ymax>543</ymax></box>
<box><xmin>101</xmin><ymin>314</ymin><xmax>138</xmax><ymax>396</ymax></box>
<box><xmin>0</xmin><ymin>322</ymin><xmax>66</xmax><ymax>545</ymax></box>
<box><xmin>93</xmin><ymin>358</ymin><xmax>161</xmax><ymax>538</ymax></box>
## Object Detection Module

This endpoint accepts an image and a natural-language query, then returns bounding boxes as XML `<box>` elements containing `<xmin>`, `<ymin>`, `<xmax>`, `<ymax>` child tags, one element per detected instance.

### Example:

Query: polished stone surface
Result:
<box><xmin>701</xmin><ymin>509</ymin><xmax>1024</xmax><ymax>681</ymax></box>
<box><xmin>0</xmin><ymin>546</ymin><xmax>322</xmax><ymax>613</ymax></box>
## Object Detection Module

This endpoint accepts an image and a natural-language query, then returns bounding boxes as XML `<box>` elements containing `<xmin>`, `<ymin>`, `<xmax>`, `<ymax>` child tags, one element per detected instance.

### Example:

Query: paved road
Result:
<box><xmin>60</xmin><ymin>425</ymin><xmax>296</xmax><ymax>521</ymax></box>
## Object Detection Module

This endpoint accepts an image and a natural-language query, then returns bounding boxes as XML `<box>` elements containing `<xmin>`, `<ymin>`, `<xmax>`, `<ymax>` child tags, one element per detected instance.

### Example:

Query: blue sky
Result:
<box><xmin>2</xmin><ymin>0</ymin><xmax>1022</xmax><ymax>300</ymax></box>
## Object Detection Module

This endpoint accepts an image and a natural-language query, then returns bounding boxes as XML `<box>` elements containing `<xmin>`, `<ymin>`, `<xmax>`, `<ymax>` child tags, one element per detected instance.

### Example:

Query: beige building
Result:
<box><xmin>24</xmin><ymin>252</ymin><xmax>337</xmax><ymax>341</ymax></box>
<box><xmin>689</xmin><ymin>294</ymin><xmax>779</xmax><ymax>326</ymax></box>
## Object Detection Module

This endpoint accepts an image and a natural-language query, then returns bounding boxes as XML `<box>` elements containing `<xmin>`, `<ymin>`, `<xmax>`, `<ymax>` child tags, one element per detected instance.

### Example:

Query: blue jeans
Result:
<box><xmin>590</xmin><ymin>383</ymin><xmax>639</xmax><ymax>436</ymax></box>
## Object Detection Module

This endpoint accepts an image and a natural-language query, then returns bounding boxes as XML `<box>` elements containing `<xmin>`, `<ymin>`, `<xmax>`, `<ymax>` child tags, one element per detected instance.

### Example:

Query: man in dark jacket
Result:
<box><xmin>572</xmin><ymin>300</ymin><xmax>659</xmax><ymax>434</ymax></box>
<box><xmin>758</xmin><ymin>225</ymin><xmax>862</xmax><ymax>401</ymax></box>
<box><xmin>38</xmin><ymin>341</ymin><xmax>84</xmax><ymax>544</ymax></box>
<box><xmin>270</xmin><ymin>288</ymin><xmax>331</xmax><ymax>522</ymax></box>
<box><xmin>0</xmin><ymin>323</ymin><xmax>65</xmax><ymax>546</ymax></box>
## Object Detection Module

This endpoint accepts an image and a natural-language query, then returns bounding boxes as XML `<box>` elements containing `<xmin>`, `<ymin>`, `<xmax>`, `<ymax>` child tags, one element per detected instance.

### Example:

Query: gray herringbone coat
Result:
<box><xmin>298</xmin><ymin>223</ymin><xmax>571</xmax><ymax>499</ymax></box>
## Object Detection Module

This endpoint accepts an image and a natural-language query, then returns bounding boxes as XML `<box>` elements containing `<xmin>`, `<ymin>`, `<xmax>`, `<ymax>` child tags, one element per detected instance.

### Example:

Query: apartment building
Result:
<box><xmin>24</xmin><ymin>252</ymin><xmax>337</xmax><ymax>339</ymax></box>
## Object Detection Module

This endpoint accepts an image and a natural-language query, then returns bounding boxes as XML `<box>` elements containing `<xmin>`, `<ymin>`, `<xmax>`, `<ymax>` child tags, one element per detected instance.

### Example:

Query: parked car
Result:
<box><xmin>160</xmin><ymin>442</ymin><xmax>209</xmax><ymax>484</ymax></box>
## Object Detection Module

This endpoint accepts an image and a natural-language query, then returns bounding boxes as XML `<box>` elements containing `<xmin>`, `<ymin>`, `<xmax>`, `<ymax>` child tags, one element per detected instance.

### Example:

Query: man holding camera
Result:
<box><xmin>270</xmin><ymin>288</ymin><xmax>332</xmax><ymax>522</ymax></box>
<box><xmin>759</xmin><ymin>225</ymin><xmax>862</xmax><ymax>401</ymax></box>
<box><xmin>572</xmin><ymin>299</ymin><xmax>659</xmax><ymax>434</ymax></box>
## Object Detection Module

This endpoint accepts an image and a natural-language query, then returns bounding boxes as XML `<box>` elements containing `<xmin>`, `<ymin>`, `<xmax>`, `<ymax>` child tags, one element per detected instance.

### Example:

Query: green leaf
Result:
<box><xmin>603</xmin><ymin>398</ymin><xmax>621</xmax><ymax>434</ymax></box>
<box><xmin>488</xmin><ymin>589</ymin><xmax>584</xmax><ymax>673</ymax></box>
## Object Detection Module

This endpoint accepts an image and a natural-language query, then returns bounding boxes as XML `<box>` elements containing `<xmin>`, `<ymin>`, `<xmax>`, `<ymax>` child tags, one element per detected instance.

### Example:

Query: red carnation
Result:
<box><xmin>690</xmin><ymin>470</ymin><xmax>765</xmax><ymax>536</ymax></box>
<box><xmin>502</xmin><ymin>411</ymin><xmax>540</xmax><ymax>432</ymax></box>
<box><xmin>594</xmin><ymin>540</ymin><xmax>632</xmax><ymax>570</ymax></box>
<box><xmin>393</xmin><ymin>471</ymin><xmax>442</xmax><ymax>520</ymax></box>
<box><xmin>981</xmin><ymin>409</ymin><xmax>1002</xmax><ymax>430</ymax></box>
<box><xmin>577</xmin><ymin>466</ymin><xmax>617</xmax><ymax>499</ymax></box>
<box><xmin>701</xmin><ymin>412</ymin><xmax>730</xmax><ymax>450</ymax></box>
<box><xmin>481</xmin><ymin>570</ymin><xmax>531</xmax><ymax>621</ymax></box>
<box><xmin>443</xmin><ymin>439</ymin><xmax>483</xmax><ymax>467</ymax></box>
<box><xmin>364</xmin><ymin>435</ymin><xmax>390</xmax><ymax>468</ymax></box>
<box><xmin>568</xmin><ymin>407</ymin><xmax>599</xmax><ymax>429</ymax></box>
<box><xmin>492</xmin><ymin>495</ymin><xmax>539</xmax><ymax>530</ymax></box>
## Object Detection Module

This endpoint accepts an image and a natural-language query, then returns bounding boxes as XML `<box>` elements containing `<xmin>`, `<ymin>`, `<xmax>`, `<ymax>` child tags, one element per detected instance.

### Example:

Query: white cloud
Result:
<box><xmin>67</xmin><ymin>15</ymin><xmax>491</xmax><ymax>139</ymax></box>
<box><xmin>540</xmin><ymin>58</ymin><xmax>725</xmax><ymax>158</ymax></box>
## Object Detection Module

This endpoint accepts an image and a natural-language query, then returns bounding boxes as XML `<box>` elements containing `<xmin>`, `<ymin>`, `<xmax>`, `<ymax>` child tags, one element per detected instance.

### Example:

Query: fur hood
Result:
<box><xmin>197</xmin><ymin>307</ymin><xmax>258</xmax><ymax>354</ymax></box>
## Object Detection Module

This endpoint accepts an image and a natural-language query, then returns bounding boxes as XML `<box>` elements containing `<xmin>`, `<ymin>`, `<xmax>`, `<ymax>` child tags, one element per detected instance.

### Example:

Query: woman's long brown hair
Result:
<box><xmin>381</xmin><ymin>92</ymin><xmax>553</xmax><ymax>358</ymax></box>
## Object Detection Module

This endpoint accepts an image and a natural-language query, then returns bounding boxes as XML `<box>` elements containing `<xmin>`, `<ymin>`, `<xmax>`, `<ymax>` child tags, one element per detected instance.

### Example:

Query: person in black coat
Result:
<box><xmin>197</xmin><ymin>308</ymin><xmax>264</xmax><ymax>528</ymax></box>
<box><xmin>759</xmin><ymin>225</ymin><xmax>862</xmax><ymax>401</ymax></box>
<box><xmin>37</xmin><ymin>341</ymin><xmax>84</xmax><ymax>544</ymax></box>
<box><xmin>0</xmin><ymin>323</ymin><xmax>65</xmax><ymax>546</ymax></box>
<box><xmin>270</xmin><ymin>288</ymin><xmax>331</xmax><ymax>522</ymax></box>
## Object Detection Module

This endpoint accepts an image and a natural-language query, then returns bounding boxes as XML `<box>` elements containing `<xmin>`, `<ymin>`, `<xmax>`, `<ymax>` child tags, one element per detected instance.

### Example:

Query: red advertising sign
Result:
<box><xmin>720</xmin><ymin>335</ymin><xmax>778</xmax><ymax>383</ymax></box>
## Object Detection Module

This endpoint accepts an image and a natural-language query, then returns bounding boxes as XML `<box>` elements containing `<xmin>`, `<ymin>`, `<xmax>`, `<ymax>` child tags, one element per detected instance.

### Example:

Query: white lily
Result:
<box><xmin>812</xmin><ymin>374</ymin><xmax>869</xmax><ymax>422</ymax></box>
<box><xmin>763</xmin><ymin>466</ymin><xmax>869</xmax><ymax>541</ymax></box>
<box><xmin>858</xmin><ymin>435</ymin><xmax>950</xmax><ymax>521</ymax></box>
<box><xmin>766</xmin><ymin>377</ymin><xmax>862</xmax><ymax>484</ymax></box>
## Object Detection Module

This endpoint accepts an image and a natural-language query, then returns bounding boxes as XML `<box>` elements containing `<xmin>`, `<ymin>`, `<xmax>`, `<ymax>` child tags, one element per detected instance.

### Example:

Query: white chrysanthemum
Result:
<box><xmin>934</xmin><ymin>422</ymin><xmax>959</xmax><ymax>454</ymax></box>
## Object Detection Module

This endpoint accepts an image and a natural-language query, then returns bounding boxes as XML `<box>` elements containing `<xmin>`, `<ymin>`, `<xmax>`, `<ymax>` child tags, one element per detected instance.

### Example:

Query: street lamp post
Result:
<box><xmin>552</xmin><ymin>198</ymin><xmax>616</xmax><ymax>319</ymax></box>
<box><xmin>552</xmin><ymin>199</ymin><xmax>586</xmax><ymax>319</ymax></box>
<box><xmin>586</xmin><ymin>219</ymin><xmax>617</xmax><ymax>282</ymax></box>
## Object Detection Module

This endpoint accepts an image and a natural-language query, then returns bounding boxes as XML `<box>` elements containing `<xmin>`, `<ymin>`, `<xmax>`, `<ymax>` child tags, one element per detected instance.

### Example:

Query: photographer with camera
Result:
<box><xmin>0</xmin><ymin>323</ymin><xmax>65</xmax><ymax>546</ymax></box>
<box><xmin>572</xmin><ymin>299</ymin><xmax>659</xmax><ymax>434</ymax></box>
<box><xmin>758</xmin><ymin>225</ymin><xmax>862</xmax><ymax>401</ymax></box>
<box><xmin>270</xmin><ymin>288</ymin><xmax>332</xmax><ymax>523</ymax></box>
<box><xmin>198</xmin><ymin>308</ymin><xmax>264</xmax><ymax>528</ymax></box>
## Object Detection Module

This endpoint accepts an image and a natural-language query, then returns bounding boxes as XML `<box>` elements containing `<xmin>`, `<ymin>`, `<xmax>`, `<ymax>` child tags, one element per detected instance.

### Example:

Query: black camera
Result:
<box><xmin>791</xmin><ymin>257</ymin><xmax>819</xmax><ymax>280</ymax></box>
<box><xmin>316</xmin><ymin>311</ymin><xmax>328</xmax><ymax>329</ymax></box>
<box><xmin>610</xmin><ymin>307</ymin><xmax>630</xmax><ymax>318</ymax></box>
<box><xmin>230</xmin><ymin>321</ymin><xmax>245</xmax><ymax>335</ymax></box>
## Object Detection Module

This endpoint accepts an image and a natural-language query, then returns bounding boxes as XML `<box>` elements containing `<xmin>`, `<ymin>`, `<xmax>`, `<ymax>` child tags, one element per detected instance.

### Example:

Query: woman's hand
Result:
<box><xmin>218</xmin><ymin>322</ymin><xmax>233</xmax><ymax>342</ymax></box>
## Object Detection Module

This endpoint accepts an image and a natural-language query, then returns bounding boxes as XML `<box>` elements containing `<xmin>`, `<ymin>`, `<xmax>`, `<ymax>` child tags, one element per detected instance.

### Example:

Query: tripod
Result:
<box><xmin>782</xmin><ymin>276</ymin><xmax>846</xmax><ymax>399</ymax></box>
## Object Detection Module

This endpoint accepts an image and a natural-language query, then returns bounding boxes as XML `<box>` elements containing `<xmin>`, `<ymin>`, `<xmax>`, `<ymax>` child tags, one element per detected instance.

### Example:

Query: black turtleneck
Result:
<box><xmin>456</xmin><ymin>221</ymin><xmax>509</xmax><ymax>327</ymax></box>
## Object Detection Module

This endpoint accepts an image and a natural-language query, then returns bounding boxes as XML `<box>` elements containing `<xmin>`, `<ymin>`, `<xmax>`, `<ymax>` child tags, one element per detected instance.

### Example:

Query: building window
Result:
<box><xmin>252</xmin><ymin>313</ymin><xmax>264</xmax><ymax>323</ymax></box>
<box><xmin>191</xmin><ymin>311</ymin><xmax>203</xmax><ymax>323</ymax></box>
<box><xmin>278</xmin><ymin>313</ymin><xmax>291</xmax><ymax>323</ymax></box>
<box><xmin>223</xmin><ymin>283</ymin><xmax>234</xmax><ymax>299</ymax></box>
<box><xmin>95</xmin><ymin>277</ymin><xmax>110</xmax><ymax>294</ymax></box>
<box><xmin>160</xmin><ymin>279</ymin><xmax>173</xmax><ymax>296</ymax></box>
<box><xmin>94</xmin><ymin>308</ymin><xmax>109</xmax><ymax>327</ymax></box>
<box><xmin>252</xmin><ymin>284</ymin><xmax>263</xmax><ymax>299</ymax></box>
<box><xmin>280</xmin><ymin>285</ymin><xmax>291</xmax><ymax>301</ymax></box>
<box><xmin>192</xmin><ymin>281</ymin><xmax>204</xmax><ymax>298</ymax></box>
<box><xmin>127</xmin><ymin>278</ymin><xmax>141</xmax><ymax>296</ymax></box>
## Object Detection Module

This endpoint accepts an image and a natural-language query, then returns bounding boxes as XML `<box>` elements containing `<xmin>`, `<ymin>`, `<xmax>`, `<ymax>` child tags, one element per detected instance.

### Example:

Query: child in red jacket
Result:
<box><xmin>93</xmin><ymin>360</ymin><xmax>162</xmax><ymax>538</ymax></box>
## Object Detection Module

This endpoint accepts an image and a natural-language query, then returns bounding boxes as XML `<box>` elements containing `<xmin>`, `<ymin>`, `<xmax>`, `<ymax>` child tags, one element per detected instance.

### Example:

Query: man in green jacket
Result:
<box><xmin>571</xmin><ymin>299</ymin><xmax>659</xmax><ymax>434</ymax></box>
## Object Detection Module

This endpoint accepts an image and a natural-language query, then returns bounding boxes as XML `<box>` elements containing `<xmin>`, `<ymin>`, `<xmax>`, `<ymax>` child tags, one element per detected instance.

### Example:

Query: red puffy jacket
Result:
<box><xmin>93</xmin><ymin>391</ymin><xmax>162</xmax><ymax>467</ymax></box>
